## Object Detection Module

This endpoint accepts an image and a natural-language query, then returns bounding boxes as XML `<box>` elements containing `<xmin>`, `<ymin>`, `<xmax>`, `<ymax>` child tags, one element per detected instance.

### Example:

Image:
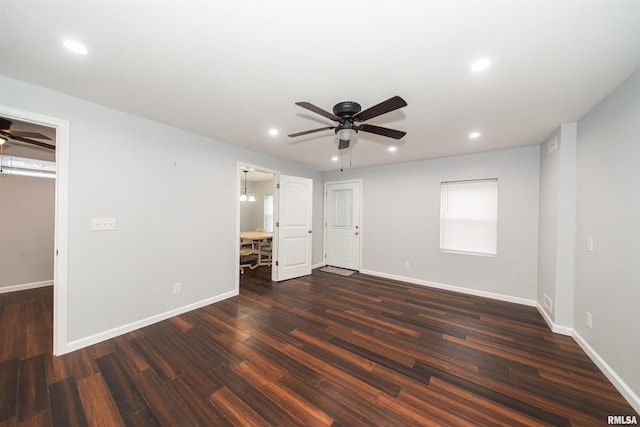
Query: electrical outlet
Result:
<box><xmin>586</xmin><ymin>312</ymin><xmax>592</xmax><ymax>328</ymax></box>
<box><xmin>172</xmin><ymin>283</ymin><xmax>181</xmax><ymax>295</ymax></box>
<box><xmin>403</xmin><ymin>261</ymin><xmax>410</xmax><ymax>269</ymax></box>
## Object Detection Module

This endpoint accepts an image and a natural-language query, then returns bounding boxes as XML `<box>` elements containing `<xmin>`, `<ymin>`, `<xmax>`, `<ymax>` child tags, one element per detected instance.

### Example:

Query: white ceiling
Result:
<box><xmin>1</xmin><ymin>1</ymin><xmax>639</xmax><ymax>171</ymax></box>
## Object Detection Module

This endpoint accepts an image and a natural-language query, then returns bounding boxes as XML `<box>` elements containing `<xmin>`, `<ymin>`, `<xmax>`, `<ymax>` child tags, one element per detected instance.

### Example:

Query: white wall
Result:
<box><xmin>324</xmin><ymin>146</ymin><xmax>540</xmax><ymax>302</ymax></box>
<box><xmin>0</xmin><ymin>174</ymin><xmax>55</xmax><ymax>289</ymax></box>
<box><xmin>574</xmin><ymin>68</ymin><xmax>640</xmax><ymax>402</ymax></box>
<box><xmin>0</xmin><ymin>75</ymin><xmax>324</xmax><ymax>348</ymax></box>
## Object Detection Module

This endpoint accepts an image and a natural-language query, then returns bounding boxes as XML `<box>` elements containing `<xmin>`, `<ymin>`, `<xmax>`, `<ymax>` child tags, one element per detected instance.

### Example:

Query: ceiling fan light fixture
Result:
<box><xmin>0</xmin><ymin>136</ymin><xmax>6</xmax><ymax>145</ymax></box>
<box><xmin>336</xmin><ymin>128</ymin><xmax>354</xmax><ymax>141</ymax></box>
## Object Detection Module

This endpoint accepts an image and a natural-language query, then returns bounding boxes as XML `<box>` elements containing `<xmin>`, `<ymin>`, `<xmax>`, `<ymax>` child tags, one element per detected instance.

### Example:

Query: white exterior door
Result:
<box><xmin>276</xmin><ymin>175</ymin><xmax>313</xmax><ymax>281</ymax></box>
<box><xmin>325</xmin><ymin>180</ymin><xmax>361</xmax><ymax>271</ymax></box>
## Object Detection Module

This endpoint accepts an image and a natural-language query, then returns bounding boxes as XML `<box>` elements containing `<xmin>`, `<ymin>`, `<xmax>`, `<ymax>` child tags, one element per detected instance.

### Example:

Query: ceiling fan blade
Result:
<box><xmin>0</xmin><ymin>132</ymin><xmax>56</xmax><ymax>150</ymax></box>
<box><xmin>295</xmin><ymin>102</ymin><xmax>340</xmax><ymax>121</ymax></box>
<box><xmin>358</xmin><ymin>124</ymin><xmax>406</xmax><ymax>139</ymax></box>
<box><xmin>288</xmin><ymin>126</ymin><xmax>335</xmax><ymax>137</ymax></box>
<box><xmin>2</xmin><ymin>130</ymin><xmax>52</xmax><ymax>140</ymax></box>
<box><xmin>354</xmin><ymin>96</ymin><xmax>407</xmax><ymax>122</ymax></box>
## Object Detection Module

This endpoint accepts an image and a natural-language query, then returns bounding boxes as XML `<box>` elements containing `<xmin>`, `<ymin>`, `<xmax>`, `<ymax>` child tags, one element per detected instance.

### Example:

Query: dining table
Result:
<box><xmin>240</xmin><ymin>231</ymin><xmax>273</xmax><ymax>268</ymax></box>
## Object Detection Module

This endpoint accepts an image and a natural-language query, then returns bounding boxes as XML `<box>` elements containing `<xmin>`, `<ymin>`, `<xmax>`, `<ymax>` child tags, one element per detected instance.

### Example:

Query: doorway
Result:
<box><xmin>0</xmin><ymin>105</ymin><xmax>70</xmax><ymax>355</ymax></box>
<box><xmin>237</xmin><ymin>164</ymin><xmax>314</xmax><ymax>284</ymax></box>
<box><xmin>238</xmin><ymin>167</ymin><xmax>277</xmax><ymax>281</ymax></box>
<box><xmin>324</xmin><ymin>180</ymin><xmax>362</xmax><ymax>271</ymax></box>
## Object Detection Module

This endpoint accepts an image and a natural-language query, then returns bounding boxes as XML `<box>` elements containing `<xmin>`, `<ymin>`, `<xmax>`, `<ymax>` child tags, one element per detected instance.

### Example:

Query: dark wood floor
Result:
<box><xmin>0</xmin><ymin>268</ymin><xmax>637</xmax><ymax>426</ymax></box>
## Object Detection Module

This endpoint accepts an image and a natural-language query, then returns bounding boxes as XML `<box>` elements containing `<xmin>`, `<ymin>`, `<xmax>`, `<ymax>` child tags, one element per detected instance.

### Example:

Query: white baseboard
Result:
<box><xmin>572</xmin><ymin>331</ymin><xmax>640</xmax><ymax>414</ymax></box>
<box><xmin>0</xmin><ymin>280</ymin><xmax>53</xmax><ymax>294</ymax></box>
<box><xmin>535</xmin><ymin>303</ymin><xmax>573</xmax><ymax>336</ymax></box>
<box><xmin>312</xmin><ymin>262</ymin><xmax>326</xmax><ymax>269</ymax></box>
<box><xmin>62</xmin><ymin>289</ymin><xmax>238</xmax><ymax>354</ymax></box>
<box><xmin>359</xmin><ymin>269</ymin><xmax>537</xmax><ymax>307</ymax></box>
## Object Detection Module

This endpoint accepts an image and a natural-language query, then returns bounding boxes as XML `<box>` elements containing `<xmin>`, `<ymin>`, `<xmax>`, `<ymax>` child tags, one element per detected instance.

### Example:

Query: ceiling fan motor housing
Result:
<box><xmin>332</xmin><ymin>101</ymin><xmax>361</xmax><ymax>117</ymax></box>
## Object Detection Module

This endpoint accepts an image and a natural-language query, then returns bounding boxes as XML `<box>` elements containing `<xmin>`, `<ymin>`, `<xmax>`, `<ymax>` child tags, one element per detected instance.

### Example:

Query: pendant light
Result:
<box><xmin>240</xmin><ymin>170</ymin><xmax>255</xmax><ymax>202</ymax></box>
<box><xmin>240</xmin><ymin>170</ymin><xmax>248</xmax><ymax>201</ymax></box>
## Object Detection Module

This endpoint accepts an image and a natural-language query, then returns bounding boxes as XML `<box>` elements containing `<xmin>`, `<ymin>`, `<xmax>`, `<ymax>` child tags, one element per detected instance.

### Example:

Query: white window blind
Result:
<box><xmin>264</xmin><ymin>194</ymin><xmax>274</xmax><ymax>233</ymax></box>
<box><xmin>440</xmin><ymin>179</ymin><xmax>498</xmax><ymax>255</ymax></box>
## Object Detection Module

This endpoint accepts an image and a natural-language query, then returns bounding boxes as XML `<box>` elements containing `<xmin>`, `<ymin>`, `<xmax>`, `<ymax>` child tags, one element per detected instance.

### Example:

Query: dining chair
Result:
<box><xmin>239</xmin><ymin>240</ymin><xmax>255</xmax><ymax>274</ymax></box>
<box><xmin>258</xmin><ymin>238</ymin><xmax>273</xmax><ymax>267</ymax></box>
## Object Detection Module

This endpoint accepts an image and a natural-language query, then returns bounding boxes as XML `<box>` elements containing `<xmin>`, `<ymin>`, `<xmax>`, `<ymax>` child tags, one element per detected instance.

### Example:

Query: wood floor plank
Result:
<box><xmin>16</xmin><ymin>355</ymin><xmax>48</xmax><ymax>421</ymax></box>
<box><xmin>132</xmin><ymin>369</ymin><xmax>197</xmax><ymax>427</ymax></box>
<box><xmin>209</xmin><ymin>364</ymin><xmax>306</xmax><ymax>426</ymax></box>
<box><xmin>166</xmin><ymin>374</ymin><xmax>230</xmax><ymax>427</ymax></box>
<box><xmin>234</xmin><ymin>360</ymin><xmax>334</xmax><ymax>427</ymax></box>
<box><xmin>209</xmin><ymin>386</ymin><xmax>271</xmax><ymax>427</ymax></box>
<box><xmin>130</xmin><ymin>336</ymin><xmax>180</xmax><ymax>382</ymax></box>
<box><xmin>48</xmin><ymin>377</ymin><xmax>88</xmax><ymax>427</ymax></box>
<box><xmin>76</xmin><ymin>373</ymin><xmax>125</xmax><ymax>427</ymax></box>
<box><xmin>15</xmin><ymin>410</ymin><xmax>53</xmax><ymax>427</ymax></box>
<box><xmin>95</xmin><ymin>353</ymin><xmax>155</xmax><ymax>422</ymax></box>
<box><xmin>0</xmin><ymin>359</ymin><xmax>19</xmax><ymax>422</ymax></box>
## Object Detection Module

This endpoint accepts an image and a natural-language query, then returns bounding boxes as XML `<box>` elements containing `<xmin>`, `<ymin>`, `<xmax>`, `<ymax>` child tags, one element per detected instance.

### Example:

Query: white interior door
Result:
<box><xmin>325</xmin><ymin>180</ymin><xmax>361</xmax><ymax>271</ymax></box>
<box><xmin>276</xmin><ymin>175</ymin><xmax>313</xmax><ymax>281</ymax></box>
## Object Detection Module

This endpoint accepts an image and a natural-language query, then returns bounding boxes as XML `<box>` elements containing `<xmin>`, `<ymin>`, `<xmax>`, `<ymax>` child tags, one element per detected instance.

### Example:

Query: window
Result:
<box><xmin>332</xmin><ymin>188</ymin><xmax>353</xmax><ymax>228</ymax></box>
<box><xmin>440</xmin><ymin>179</ymin><xmax>497</xmax><ymax>255</ymax></box>
<box><xmin>0</xmin><ymin>155</ymin><xmax>56</xmax><ymax>179</ymax></box>
<box><xmin>264</xmin><ymin>194</ymin><xmax>274</xmax><ymax>233</ymax></box>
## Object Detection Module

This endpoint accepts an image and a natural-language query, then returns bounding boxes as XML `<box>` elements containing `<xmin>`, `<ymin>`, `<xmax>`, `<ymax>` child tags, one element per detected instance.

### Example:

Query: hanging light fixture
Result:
<box><xmin>240</xmin><ymin>170</ymin><xmax>249</xmax><ymax>201</ymax></box>
<box><xmin>240</xmin><ymin>170</ymin><xmax>255</xmax><ymax>202</ymax></box>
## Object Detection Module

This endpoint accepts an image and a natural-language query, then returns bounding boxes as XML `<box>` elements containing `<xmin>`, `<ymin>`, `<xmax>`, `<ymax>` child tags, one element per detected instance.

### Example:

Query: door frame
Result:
<box><xmin>0</xmin><ymin>105</ymin><xmax>70</xmax><ymax>355</ymax></box>
<box><xmin>323</xmin><ymin>179</ymin><xmax>363</xmax><ymax>271</ymax></box>
<box><xmin>235</xmin><ymin>162</ymin><xmax>280</xmax><ymax>290</ymax></box>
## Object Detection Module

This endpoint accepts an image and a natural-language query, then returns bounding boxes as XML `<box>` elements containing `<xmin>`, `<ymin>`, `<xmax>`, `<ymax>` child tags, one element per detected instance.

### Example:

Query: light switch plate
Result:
<box><xmin>92</xmin><ymin>217</ymin><xmax>117</xmax><ymax>231</ymax></box>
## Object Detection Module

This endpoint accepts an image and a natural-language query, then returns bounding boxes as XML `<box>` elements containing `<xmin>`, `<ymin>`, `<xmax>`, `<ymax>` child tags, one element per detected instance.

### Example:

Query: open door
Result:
<box><xmin>276</xmin><ymin>175</ymin><xmax>313</xmax><ymax>281</ymax></box>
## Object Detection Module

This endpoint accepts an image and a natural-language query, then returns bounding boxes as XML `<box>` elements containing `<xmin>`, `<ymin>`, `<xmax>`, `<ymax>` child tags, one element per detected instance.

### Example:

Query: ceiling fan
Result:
<box><xmin>0</xmin><ymin>117</ymin><xmax>55</xmax><ymax>150</ymax></box>
<box><xmin>288</xmin><ymin>96</ymin><xmax>407</xmax><ymax>149</ymax></box>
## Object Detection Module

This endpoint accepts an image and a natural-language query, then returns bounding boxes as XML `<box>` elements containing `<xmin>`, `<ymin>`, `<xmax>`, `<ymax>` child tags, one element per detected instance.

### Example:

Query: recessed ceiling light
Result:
<box><xmin>469</xmin><ymin>131</ymin><xmax>481</xmax><ymax>139</ymax></box>
<box><xmin>268</xmin><ymin>128</ymin><xmax>279</xmax><ymax>136</ymax></box>
<box><xmin>331</xmin><ymin>156</ymin><xmax>339</xmax><ymax>162</ymax></box>
<box><xmin>470</xmin><ymin>58</ymin><xmax>490</xmax><ymax>72</ymax></box>
<box><xmin>387</xmin><ymin>146</ymin><xmax>397</xmax><ymax>152</ymax></box>
<box><xmin>63</xmin><ymin>39</ymin><xmax>88</xmax><ymax>55</ymax></box>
